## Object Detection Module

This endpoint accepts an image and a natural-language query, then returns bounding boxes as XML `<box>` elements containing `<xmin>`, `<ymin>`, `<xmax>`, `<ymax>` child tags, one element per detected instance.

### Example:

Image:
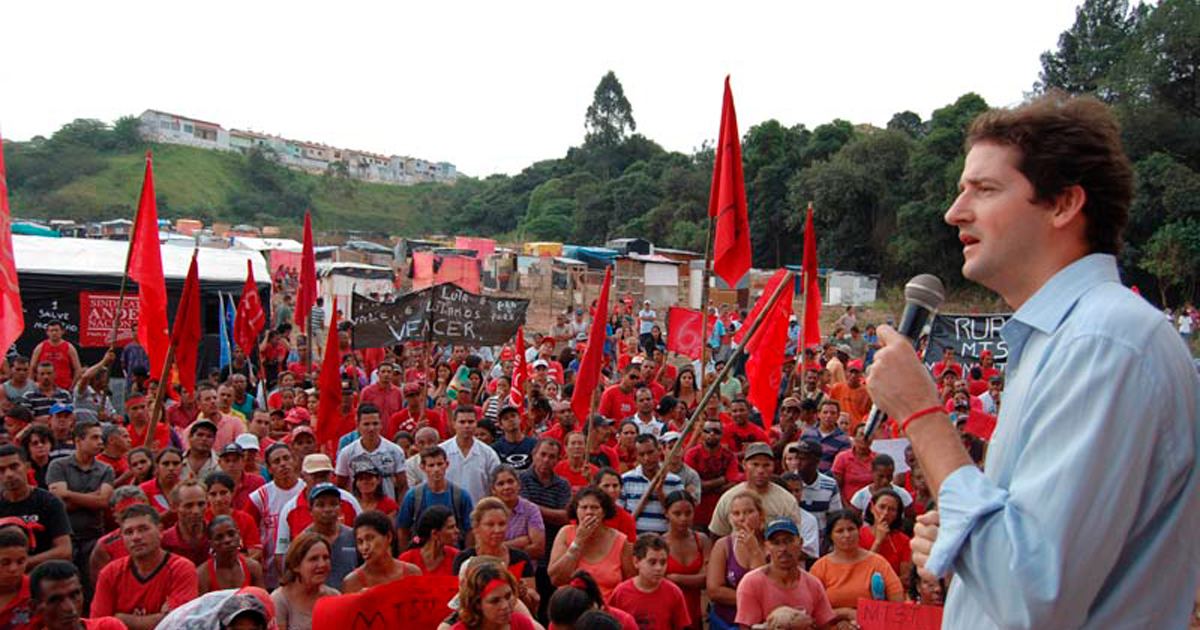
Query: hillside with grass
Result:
<box><xmin>3</xmin><ymin>118</ymin><xmax>469</xmax><ymax>237</ymax></box>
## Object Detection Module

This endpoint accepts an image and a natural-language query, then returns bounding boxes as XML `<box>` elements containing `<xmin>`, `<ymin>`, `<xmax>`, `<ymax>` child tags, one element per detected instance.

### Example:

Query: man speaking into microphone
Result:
<box><xmin>867</xmin><ymin>93</ymin><xmax>1200</xmax><ymax>629</ymax></box>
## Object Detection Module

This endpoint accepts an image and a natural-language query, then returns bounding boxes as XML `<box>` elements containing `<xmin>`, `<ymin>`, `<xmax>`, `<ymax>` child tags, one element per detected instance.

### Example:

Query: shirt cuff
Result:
<box><xmin>926</xmin><ymin>464</ymin><xmax>1007</xmax><ymax>577</ymax></box>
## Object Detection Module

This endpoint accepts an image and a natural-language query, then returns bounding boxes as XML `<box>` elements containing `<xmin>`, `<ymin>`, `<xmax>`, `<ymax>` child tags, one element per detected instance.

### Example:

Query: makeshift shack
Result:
<box><xmin>412</xmin><ymin>251</ymin><xmax>482</xmax><ymax>293</ymax></box>
<box><xmin>11</xmin><ymin>235</ymin><xmax>271</xmax><ymax>372</ymax></box>
<box><xmin>230</xmin><ymin>236</ymin><xmax>303</xmax><ymax>275</ymax></box>
<box><xmin>317</xmin><ymin>262</ymin><xmax>395</xmax><ymax>314</ymax></box>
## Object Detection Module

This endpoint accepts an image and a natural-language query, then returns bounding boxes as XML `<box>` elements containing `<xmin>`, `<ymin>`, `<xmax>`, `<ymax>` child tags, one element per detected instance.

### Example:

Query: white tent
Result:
<box><xmin>14</xmin><ymin>235</ymin><xmax>269</xmax><ymax>281</ymax></box>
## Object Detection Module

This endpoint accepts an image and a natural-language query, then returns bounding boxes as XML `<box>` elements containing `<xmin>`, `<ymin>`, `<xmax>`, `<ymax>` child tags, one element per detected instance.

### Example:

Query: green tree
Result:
<box><xmin>743</xmin><ymin>120</ymin><xmax>808</xmax><ymax>267</ymax></box>
<box><xmin>111</xmin><ymin>116</ymin><xmax>144</xmax><ymax>151</ymax></box>
<box><xmin>1140</xmin><ymin>220</ymin><xmax>1200</xmax><ymax>305</ymax></box>
<box><xmin>584</xmin><ymin>71</ymin><xmax>636</xmax><ymax>149</ymax></box>
<box><xmin>887</xmin><ymin>111</ymin><xmax>924</xmax><ymax>138</ymax></box>
<box><xmin>1037</xmin><ymin>0</ymin><xmax>1141</xmax><ymax>101</ymax></box>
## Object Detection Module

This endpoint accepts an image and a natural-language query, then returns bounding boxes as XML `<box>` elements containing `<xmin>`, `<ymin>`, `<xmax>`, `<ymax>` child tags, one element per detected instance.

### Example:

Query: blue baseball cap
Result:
<box><xmin>48</xmin><ymin>402</ymin><xmax>74</xmax><ymax>416</ymax></box>
<box><xmin>308</xmin><ymin>482</ymin><xmax>341</xmax><ymax>503</ymax></box>
<box><xmin>765</xmin><ymin>516</ymin><xmax>800</xmax><ymax>540</ymax></box>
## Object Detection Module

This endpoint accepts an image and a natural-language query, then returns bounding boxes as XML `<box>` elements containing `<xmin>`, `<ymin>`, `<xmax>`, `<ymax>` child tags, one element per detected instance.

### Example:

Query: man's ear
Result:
<box><xmin>1050</xmin><ymin>185</ymin><xmax>1087</xmax><ymax>229</ymax></box>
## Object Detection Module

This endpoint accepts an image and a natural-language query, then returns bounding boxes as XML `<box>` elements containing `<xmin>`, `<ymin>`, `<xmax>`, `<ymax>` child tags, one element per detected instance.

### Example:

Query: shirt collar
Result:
<box><xmin>1009</xmin><ymin>254</ymin><xmax>1120</xmax><ymax>335</ymax></box>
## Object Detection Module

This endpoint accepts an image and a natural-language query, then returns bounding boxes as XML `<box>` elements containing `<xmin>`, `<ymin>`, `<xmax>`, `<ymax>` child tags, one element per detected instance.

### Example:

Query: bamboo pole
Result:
<box><xmin>632</xmin><ymin>270</ymin><xmax>794</xmax><ymax>521</ymax></box>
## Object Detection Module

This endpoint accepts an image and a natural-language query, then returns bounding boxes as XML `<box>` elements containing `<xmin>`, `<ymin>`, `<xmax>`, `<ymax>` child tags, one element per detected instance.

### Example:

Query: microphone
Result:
<box><xmin>862</xmin><ymin>274</ymin><xmax>946</xmax><ymax>439</ymax></box>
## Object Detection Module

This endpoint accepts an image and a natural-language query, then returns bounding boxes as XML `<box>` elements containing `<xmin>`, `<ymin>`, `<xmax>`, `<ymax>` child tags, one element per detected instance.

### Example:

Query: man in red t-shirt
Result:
<box><xmin>91</xmin><ymin>505</ymin><xmax>198</xmax><ymax>627</ymax></box>
<box><xmin>722</xmin><ymin>398</ymin><xmax>768</xmax><ymax>456</ymax></box>
<box><xmin>685</xmin><ymin>418</ymin><xmax>743</xmax><ymax>527</ymax></box>
<box><xmin>389</xmin><ymin>383</ymin><xmax>446</xmax><ymax>439</ymax></box>
<box><xmin>599</xmin><ymin>364</ymin><xmax>640</xmax><ymax>421</ymax></box>
<box><xmin>360</xmin><ymin>362</ymin><xmax>404</xmax><ymax>425</ymax></box>
<box><xmin>932</xmin><ymin>346</ymin><xmax>964</xmax><ymax>379</ymax></box>
<box><xmin>30</xmin><ymin>321</ymin><xmax>81</xmax><ymax>392</ymax></box>
<box><xmin>124</xmin><ymin>395</ymin><xmax>175</xmax><ymax>451</ymax></box>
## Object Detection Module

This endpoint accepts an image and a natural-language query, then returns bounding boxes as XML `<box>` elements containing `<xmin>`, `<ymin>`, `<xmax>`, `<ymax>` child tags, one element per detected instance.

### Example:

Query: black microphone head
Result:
<box><xmin>904</xmin><ymin>274</ymin><xmax>945</xmax><ymax>312</ymax></box>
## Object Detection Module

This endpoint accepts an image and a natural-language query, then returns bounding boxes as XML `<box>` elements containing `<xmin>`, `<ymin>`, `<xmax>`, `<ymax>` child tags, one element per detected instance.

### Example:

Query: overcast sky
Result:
<box><xmin>4</xmin><ymin>1</ymin><xmax>1080</xmax><ymax>177</ymax></box>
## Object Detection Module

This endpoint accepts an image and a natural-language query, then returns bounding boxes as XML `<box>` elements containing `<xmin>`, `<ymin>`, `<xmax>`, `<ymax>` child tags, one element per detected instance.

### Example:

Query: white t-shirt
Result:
<box><xmin>638</xmin><ymin>309</ymin><xmax>657</xmax><ymax>334</ymax></box>
<box><xmin>849</xmin><ymin>483</ymin><xmax>914</xmax><ymax>512</ymax></box>
<box><xmin>1179</xmin><ymin>316</ymin><xmax>1193</xmax><ymax>335</ymax></box>
<box><xmin>335</xmin><ymin>437</ymin><xmax>407</xmax><ymax>499</ymax></box>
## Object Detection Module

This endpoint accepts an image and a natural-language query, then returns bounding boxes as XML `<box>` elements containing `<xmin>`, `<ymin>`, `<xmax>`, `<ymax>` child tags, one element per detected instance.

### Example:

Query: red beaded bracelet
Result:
<box><xmin>901</xmin><ymin>405</ymin><xmax>944</xmax><ymax>434</ymax></box>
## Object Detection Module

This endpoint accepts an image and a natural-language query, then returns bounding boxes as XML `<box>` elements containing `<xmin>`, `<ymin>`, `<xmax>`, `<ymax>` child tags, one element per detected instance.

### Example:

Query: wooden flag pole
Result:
<box><xmin>143</xmin><ymin>341</ymin><xmax>178</xmax><ymax>448</ymax></box>
<box><xmin>106</xmin><ymin>152</ymin><xmax>151</xmax><ymax>353</ymax></box>
<box><xmin>687</xmin><ymin>215</ymin><xmax>715</xmax><ymax>449</ymax></box>
<box><xmin>632</xmin><ymin>270</ymin><xmax>793</xmax><ymax>521</ymax></box>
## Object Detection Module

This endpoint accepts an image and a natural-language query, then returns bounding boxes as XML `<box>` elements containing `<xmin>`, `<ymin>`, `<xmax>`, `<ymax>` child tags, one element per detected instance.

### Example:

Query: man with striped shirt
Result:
<box><xmin>620</xmin><ymin>434</ymin><xmax>684</xmax><ymax>534</ymax></box>
<box><xmin>792</xmin><ymin>439</ymin><xmax>842</xmax><ymax>533</ymax></box>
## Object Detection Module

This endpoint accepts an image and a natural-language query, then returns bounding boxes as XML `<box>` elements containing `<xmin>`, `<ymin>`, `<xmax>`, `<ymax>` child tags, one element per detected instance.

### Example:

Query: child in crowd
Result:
<box><xmin>608</xmin><ymin>534</ymin><xmax>691</xmax><ymax>630</ymax></box>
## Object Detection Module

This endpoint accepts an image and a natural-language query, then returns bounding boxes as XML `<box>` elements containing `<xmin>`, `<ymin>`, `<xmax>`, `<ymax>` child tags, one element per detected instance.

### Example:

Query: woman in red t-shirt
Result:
<box><xmin>139</xmin><ymin>448</ymin><xmax>183</xmax><ymax>514</ymax></box>
<box><xmin>398</xmin><ymin>505</ymin><xmax>460</xmax><ymax>576</ymax></box>
<box><xmin>859</xmin><ymin>488</ymin><xmax>913</xmax><ymax>591</ymax></box>
<box><xmin>615</xmin><ymin>421</ymin><xmax>639</xmax><ymax>474</ymax></box>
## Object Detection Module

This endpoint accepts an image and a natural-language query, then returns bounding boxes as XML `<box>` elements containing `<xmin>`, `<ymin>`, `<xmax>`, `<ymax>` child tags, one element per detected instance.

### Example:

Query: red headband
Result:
<box><xmin>481</xmin><ymin>578</ymin><xmax>508</xmax><ymax>598</ymax></box>
<box><xmin>570</xmin><ymin>577</ymin><xmax>588</xmax><ymax>590</ymax></box>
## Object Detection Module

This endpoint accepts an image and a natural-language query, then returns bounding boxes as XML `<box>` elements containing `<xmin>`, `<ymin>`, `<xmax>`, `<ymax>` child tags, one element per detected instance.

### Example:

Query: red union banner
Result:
<box><xmin>312</xmin><ymin>575</ymin><xmax>459</xmax><ymax>630</ymax></box>
<box><xmin>79</xmin><ymin>292</ymin><xmax>140</xmax><ymax>347</ymax></box>
<box><xmin>856</xmin><ymin>599</ymin><xmax>943</xmax><ymax>630</ymax></box>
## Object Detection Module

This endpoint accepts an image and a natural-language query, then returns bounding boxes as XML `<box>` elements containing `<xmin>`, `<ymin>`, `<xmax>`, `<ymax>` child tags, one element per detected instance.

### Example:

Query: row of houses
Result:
<box><xmin>138</xmin><ymin>109</ymin><xmax>458</xmax><ymax>186</ymax></box>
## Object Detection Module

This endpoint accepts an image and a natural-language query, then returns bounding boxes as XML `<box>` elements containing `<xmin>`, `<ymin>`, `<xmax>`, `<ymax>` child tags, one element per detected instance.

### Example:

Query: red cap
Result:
<box><xmin>539</xmin><ymin>338</ymin><xmax>556</xmax><ymax>349</ymax></box>
<box><xmin>285</xmin><ymin>408</ymin><xmax>311</xmax><ymax>425</ymax></box>
<box><xmin>403</xmin><ymin>382</ymin><xmax>423</xmax><ymax>396</ymax></box>
<box><xmin>499</xmin><ymin>348</ymin><xmax>514</xmax><ymax>361</ymax></box>
<box><xmin>980</xmin><ymin>350</ymin><xmax>993</xmax><ymax>359</ymax></box>
<box><xmin>847</xmin><ymin>359</ymin><xmax>865</xmax><ymax>372</ymax></box>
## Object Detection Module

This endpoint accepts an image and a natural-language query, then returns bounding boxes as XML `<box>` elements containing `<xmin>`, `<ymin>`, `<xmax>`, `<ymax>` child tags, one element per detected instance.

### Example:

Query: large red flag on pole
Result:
<box><xmin>314</xmin><ymin>298</ymin><xmax>344</xmax><ymax>447</ymax></box>
<box><xmin>666</xmin><ymin>307</ymin><xmax>703</xmax><ymax>360</ymax></box>
<box><xmin>235</xmin><ymin>260</ymin><xmax>266</xmax><ymax>355</ymax></box>
<box><xmin>295</xmin><ymin>210</ymin><xmax>317</xmax><ymax>329</ymax></box>
<box><xmin>509</xmin><ymin>326</ymin><xmax>527</xmax><ymax>409</ymax></box>
<box><xmin>171</xmin><ymin>251</ymin><xmax>203</xmax><ymax>394</ymax></box>
<box><xmin>0</xmin><ymin>134</ymin><xmax>24</xmax><ymax>356</ymax></box>
<box><xmin>734</xmin><ymin>269</ymin><xmax>794</xmax><ymax>430</ymax></box>
<box><xmin>801</xmin><ymin>203</ymin><xmax>822</xmax><ymax>351</ymax></box>
<box><xmin>571</xmin><ymin>266</ymin><xmax>612</xmax><ymax>424</ymax></box>
<box><xmin>709</xmin><ymin>76</ymin><xmax>752</xmax><ymax>288</ymax></box>
<box><xmin>129</xmin><ymin>153</ymin><xmax>170</xmax><ymax>375</ymax></box>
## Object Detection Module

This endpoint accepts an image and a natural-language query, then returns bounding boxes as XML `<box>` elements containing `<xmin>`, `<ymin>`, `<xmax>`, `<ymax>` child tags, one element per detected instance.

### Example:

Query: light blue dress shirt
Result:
<box><xmin>928</xmin><ymin>254</ymin><xmax>1200</xmax><ymax>629</ymax></box>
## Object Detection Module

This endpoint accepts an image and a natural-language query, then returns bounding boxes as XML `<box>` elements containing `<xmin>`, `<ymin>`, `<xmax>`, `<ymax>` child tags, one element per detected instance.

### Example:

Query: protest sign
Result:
<box><xmin>79</xmin><ymin>291</ymin><xmax>139</xmax><ymax>347</ymax></box>
<box><xmin>312</xmin><ymin>574</ymin><xmax>459</xmax><ymax>630</ymax></box>
<box><xmin>925</xmin><ymin>313</ymin><xmax>1011</xmax><ymax>366</ymax></box>
<box><xmin>872</xmin><ymin>438</ymin><xmax>911</xmax><ymax>474</ymax></box>
<box><xmin>857</xmin><ymin>599</ymin><xmax>943</xmax><ymax>630</ymax></box>
<box><xmin>351</xmin><ymin>283</ymin><xmax>528</xmax><ymax>348</ymax></box>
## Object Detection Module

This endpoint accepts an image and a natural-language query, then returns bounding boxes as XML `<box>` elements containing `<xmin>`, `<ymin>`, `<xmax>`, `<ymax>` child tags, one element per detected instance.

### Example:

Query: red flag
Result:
<box><xmin>315</xmin><ymin>298</ymin><xmax>344</xmax><ymax>447</ymax></box>
<box><xmin>509</xmin><ymin>326</ymin><xmax>527</xmax><ymax>409</ymax></box>
<box><xmin>0</xmin><ymin>135</ymin><xmax>24</xmax><ymax>356</ymax></box>
<box><xmin>129</xmin><ymin>152</ymin><xmax>170</xmax><ymax>376</ymax></box>
<box><xmin>709</xmin><ymin>76</ymin><xmax>752</xmax><ymax>288</ymax></box>
<box><xmin>801</xmin><ymin>203</ymin><xmax>822</xmax><ymax>351</ymax></box>
<box><xmin>235</xmin><ymin>260</ymin><xmax>266</xmax><ymax>355</ymax></box>
<box><xmin>295</xmin><ymin>210</ymin><xmax>317</xmax><ymax>329</ymax></box>
<box><xmin>735</xmin><ymin>269</ymin><xmax>794</xmax><ymax>430</ymax></box>
<box><xmin>667</xmin><ymin>307</ymin><xmax>703</xmax><ymax>360</ymax></box>
<box><xmin>571</xmin><ymin>266</ymin><xmax>612</xmax><ymax>424</ymax></box>
<box><xmin>171</xmin><ymin>251</ymin><xmax>202</xmax><ymax>394</ymax></box>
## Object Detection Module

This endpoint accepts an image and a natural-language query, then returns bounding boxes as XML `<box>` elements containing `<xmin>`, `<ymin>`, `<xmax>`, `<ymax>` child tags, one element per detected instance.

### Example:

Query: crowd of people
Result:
<box><xmin>0</xmin><ymin>276</ymin><xmax>1011</xmax><ymax>630</ymax></box>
